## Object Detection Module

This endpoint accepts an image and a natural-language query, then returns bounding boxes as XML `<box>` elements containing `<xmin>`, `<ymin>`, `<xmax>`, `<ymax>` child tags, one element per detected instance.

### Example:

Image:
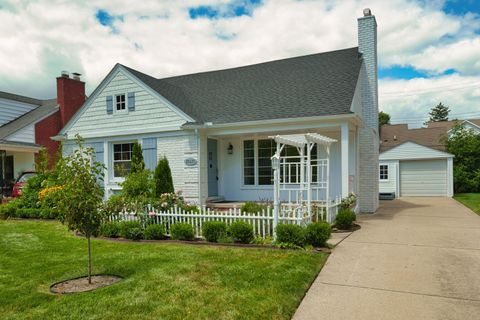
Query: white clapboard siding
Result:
<box><xmin>380</xmin><ymin>141</ymin><xmax>453</xmax><ymax>161</ymax></box>
<box><xmin>67</xmin><ymin>70</ymin><xmax>186</xmax><ymax>136</ymax></box>
<box><xmin>0</xmin><ymin>98</ymin><xmax>37</xmax><ymax>127</ymax></box>
<box><xmin>400</xmin><ymin>160</ymin><xmax>447</xmax><ymax>197</ymax></box>
<box><xmin>4</xmin><ymin>124</ymin><xmax>35</xmax><ymax>143</ymax></box>
<box><xmin>379</xmin><ymin>160</ymin><xmax>397</xmax><ymax>193</ymax></box>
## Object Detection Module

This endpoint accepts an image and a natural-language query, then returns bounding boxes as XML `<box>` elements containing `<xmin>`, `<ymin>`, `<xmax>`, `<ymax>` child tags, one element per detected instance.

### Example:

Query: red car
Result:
<box><xmin>12</xmin><ymin>171</ymin><xmax>36</xmax><ymax>198</ymax></box>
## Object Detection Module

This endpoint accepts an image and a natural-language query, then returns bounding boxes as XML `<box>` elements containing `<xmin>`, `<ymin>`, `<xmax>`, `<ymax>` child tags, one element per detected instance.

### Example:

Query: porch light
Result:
<box><xmin>227</xmin><ymin>143</ymin><xmax>234</xmax><ymax>155</ymax></box>
<box><xmin>271</xmin><ymin>154</ymin><xmax>280</xmax><ymax>170</ymax></box>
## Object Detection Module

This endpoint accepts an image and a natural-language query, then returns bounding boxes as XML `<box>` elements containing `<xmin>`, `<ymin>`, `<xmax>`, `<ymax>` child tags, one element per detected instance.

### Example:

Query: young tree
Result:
<box><xmin>131</xmin><ymin>142</ymin><xmax>145</xmax><ymax>173</ymax></box>
<box><xmin>444</xmin><ymin>124</ymin><xmax>480</xmax><ymax>193</ymax></box>
<box><xmin>427</xmin><ymin>102</ymin><xmax>450</xmax><ymax>122</ymax></box>
<box><xmin>55</xmin><ymin>135</ymin><xmax>105</xmax><ymax>284</ymax></box>
<box><xmin>154</xmin><ymin>157</ymin><xmax>174</xmax><ymax>197</ymax></box>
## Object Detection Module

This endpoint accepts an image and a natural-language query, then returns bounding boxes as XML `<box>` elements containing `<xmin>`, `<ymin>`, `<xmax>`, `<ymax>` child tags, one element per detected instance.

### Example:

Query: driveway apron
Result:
<box><xmin>294</xmin><ymin>197</ymin><xmax>480</xmax><ymax>320</ymax></box>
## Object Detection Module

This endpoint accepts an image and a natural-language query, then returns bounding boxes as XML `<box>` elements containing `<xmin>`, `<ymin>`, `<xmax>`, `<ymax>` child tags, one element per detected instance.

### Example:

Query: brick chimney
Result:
<box><xmin>56</xmin><ymin>71</ymin><xmax>85</xmax><ymax>127</ymax></box>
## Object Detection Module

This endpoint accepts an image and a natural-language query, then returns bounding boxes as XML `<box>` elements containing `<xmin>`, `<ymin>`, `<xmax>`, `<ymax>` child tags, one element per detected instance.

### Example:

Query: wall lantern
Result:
<box><xmin>227</xmin><ymin>143</ymin><xmax>234</xmax><ymax>155</ymax></box>
<box><xmin>271</xmin><ymin>154</ymin><xmax>280</xmax><ymax>170</ymax></box>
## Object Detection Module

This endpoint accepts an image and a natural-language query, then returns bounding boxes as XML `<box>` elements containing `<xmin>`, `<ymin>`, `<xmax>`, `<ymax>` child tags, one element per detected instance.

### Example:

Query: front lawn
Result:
<box><xmin>0</xmin><ymin>220</ymin><xmax>327</xmax><ymax>320</ymax></box>
<box><xmin>454</xmin><ymin>193</ymin><xmax>480</xmax><ymax>215</ymax></box>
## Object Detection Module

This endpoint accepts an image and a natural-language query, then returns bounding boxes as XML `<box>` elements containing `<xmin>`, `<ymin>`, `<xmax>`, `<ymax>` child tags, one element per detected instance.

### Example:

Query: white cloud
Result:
<box><xmin>0</xmin><ymin>0</ymin><xmax>478</xmax><ymax>126</ymax></box>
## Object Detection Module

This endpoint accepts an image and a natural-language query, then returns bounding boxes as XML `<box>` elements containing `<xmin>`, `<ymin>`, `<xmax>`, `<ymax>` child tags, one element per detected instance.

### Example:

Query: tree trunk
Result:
<box><xmin>87</xmin><ymin>236</ymin><xmax>92</xmax><ymax>284</ymax></box>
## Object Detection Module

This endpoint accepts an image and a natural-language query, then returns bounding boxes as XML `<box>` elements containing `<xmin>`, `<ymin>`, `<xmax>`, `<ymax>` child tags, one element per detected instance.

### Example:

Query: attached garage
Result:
<box><xmin>379</xmin><ymin>142</ymin><xmax>454</xmax><ymax>198</ymax></box>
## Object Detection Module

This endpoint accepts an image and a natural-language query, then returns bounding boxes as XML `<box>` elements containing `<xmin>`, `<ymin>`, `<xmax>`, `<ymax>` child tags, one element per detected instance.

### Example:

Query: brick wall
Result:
<box><xmin>357</xmin><ymin>12</ymin><xmax>380</xmax><ymax>213</ymax></box>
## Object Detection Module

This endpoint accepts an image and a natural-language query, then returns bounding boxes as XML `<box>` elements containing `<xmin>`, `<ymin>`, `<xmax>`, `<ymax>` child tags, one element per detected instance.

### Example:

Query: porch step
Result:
<box><xmin>206</xmin><ymin>196</ymin><xmax>225</xmax><ymax>203</ymax></box>
<box><xmin>206</xmin><ymin>200</ymin><xmax>245</xmax><ymax>212</ymax></box>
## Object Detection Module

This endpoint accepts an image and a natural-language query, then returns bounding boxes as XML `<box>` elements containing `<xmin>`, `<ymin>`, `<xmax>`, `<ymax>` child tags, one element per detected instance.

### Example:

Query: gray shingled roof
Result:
<box><xmin>0</xmin><ymin>92</ymin><xmax>58</xmax><ymax>139</ymax></box>
<box><xmin>122</xmin><ymin>47</ymin><xmax>361</xmax><ymax>124</ymax></box>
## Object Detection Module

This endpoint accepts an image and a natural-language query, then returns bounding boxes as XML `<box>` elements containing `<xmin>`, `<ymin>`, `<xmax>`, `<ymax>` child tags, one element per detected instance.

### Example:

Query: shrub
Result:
<box><xmin>0</xmin><ymin>199</ymin><xmax>21</xmax><ymax>218</ymax></box>
<box><xmin>228</xmin><ymin>221</ymin><xmax>254</xmax><ymax>244</ymax></box>
<box><xmin>335</xmin><ymin>208</ymin><xmax>356</xmax><ymax>230</ymax></box>
<box><xmin>241</xmin><ymin>202</ymin><xmax>267</xmax><ymax>214</ymax></box>
<box><xmin>305</xmin><ymin>222</ymin><xmax>331</xmax><ymax>247</ymax></box>
<box><xmin>170</xmin><ymin>223</ymin><xmax>195</xmax><ymax>241</ymax></box>
<box><xmin>144</xmin><ymin>224</ymin><xmax>166</xmax><ymax>240</ymax></box>
<box><xmin>202</xmin><ymin>221</ymin><xmax>227</xmax><ymax>242</ymax></box>
<box><xmin>125</xmin><ymin>227</ymin><xmax>144</xmax><ymax>241</ymax></box>
<box><xmin>119</xmin><ymin>221</ymin><xmax>143</xmax><ymax>238</ymax></box>
<box><xmin>154</xmin><ymin>157</ymin><xmax>174</xmax><ymax>197</ymax></box>
<box><xmin>14</xmin><ymin>208</ymin><xmax>55</xmax><ymax>219</ymax></box>
<box><xmin>275</xmin><ymin>224</ymin><xmax>305</xmax><ymax>247</ymax></box>
<box><xmin>120</xmin><ymin>169</ymin><xmax>154</xmax><ymax>201</ymax></box>
<box><xmin>100</xmin><ymin>222</ymin><xmax>122</xmax><ymax>238</ymax></box>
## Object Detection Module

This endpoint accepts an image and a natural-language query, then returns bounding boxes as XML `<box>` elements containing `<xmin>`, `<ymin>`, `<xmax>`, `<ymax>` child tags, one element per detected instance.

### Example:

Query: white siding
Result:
<box><xmin>380</xmin><ymin>141</ymin><xmax>453</xmax><ymax>161</ymax></box>
<box><xmin>379</xmin><ymin>160</ymin><xmax>398</xmax><ymax>194</ymax></box>
<box><xmin>4</xmin><ymin>124</ymin><xmax>35</xmax><ymax>143</ymax></box>
<box><xmin>5</xmin><ymin>151</ymin><xmax>35</xmax><ymax>178</ymax></box>
<box><xmin>67</xmin><ymin>70</ymin><xmax>186</xmax><ymax>137</ymax></box>
<box><xmin>157</xmin><ymin>134</ymin><xmax>199</xmax><ymax>203</ymax></box>
<box><xmin>400</xmin><ymin>160</ymin><xmax>447</xmax><ymax>197</ymax></box>
<box><xmin>0</xmin><ymin>98</ymin><xmax>37</xmax><ymax>127</ymax></box>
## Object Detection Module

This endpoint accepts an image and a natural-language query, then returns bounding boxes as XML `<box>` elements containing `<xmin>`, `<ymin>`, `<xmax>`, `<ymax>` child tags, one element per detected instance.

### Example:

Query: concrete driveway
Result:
<box><xmin>294</xmin><ymin>197</ymin><xmax>480</xmax><ymax>320</ymax></box>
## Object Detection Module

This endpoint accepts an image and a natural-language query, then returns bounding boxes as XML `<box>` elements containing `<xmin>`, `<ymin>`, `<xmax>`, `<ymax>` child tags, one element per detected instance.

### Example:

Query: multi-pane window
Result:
<box><xmin>115</xmin><ymin>94</ymin><xmax>126</xmax><ymax>111</ymax></box>
<box><xmin>258</xmin><ymin>139</ymin><xmax>276</xmax><ymax>185</ymax></box>
<box><xmin>113</xmin><ymin>143</ymin><xmax>134</xmax><ymax>177</ymax></box>
<box><xmin>243</xmin><ymin>140</ymin><xmax>255</xmax><ymax>185</ymax></box>
<box><xmin>242</xmin><ymin>139</ymin><xmax>318</xmax><ymax>186</ymax></box>
<box><xmin>379</xmin><ymin>164</ymin><xmax>389</xmax><ymax>180</ymax></box>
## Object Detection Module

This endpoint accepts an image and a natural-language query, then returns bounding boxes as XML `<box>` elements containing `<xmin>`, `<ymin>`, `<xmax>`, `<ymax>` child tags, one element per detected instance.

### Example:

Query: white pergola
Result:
<box><xmin>269</xmin><ymin>133</ymin><xmax>337</xmax><ymax>232</ymax></box>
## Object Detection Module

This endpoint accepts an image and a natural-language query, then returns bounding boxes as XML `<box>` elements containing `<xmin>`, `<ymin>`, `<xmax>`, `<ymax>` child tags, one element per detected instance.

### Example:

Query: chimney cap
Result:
<box><xmin>363</xmin><ymin>8</ymin><xmax>372</xmax><ymax>16</ymax></box>
<box><xmin>72</xmin><ymin>72</ymin><xmax>82</xmax><ymax>80</ymax></box>
<box><xmin>61</xmin><ymin>70</ymin><xmax>69</xmax><ymax>78</ymax></box>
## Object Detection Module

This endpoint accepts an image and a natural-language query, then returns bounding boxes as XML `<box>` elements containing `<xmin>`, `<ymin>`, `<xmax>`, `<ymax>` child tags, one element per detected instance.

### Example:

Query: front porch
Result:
<box><xmin>200</xmin><ymin>120</ymin><xmax>359</xmax><ymax>215</ymax></box>
<box><xmin>0</xmin><ymin>141</ymin><xmax>41</xmax><ymax>197</ymax></box>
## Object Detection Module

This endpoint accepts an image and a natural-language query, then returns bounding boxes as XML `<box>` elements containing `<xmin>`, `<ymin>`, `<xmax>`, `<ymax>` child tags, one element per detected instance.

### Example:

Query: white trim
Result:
<box><xmin>114</xmin><ymin>93</ymin><xmax>128</xmax><ymax>114</ymax></box>
<box><xmin>66</xmin><ymin>125</ymin><xmax>183</xmax><ymax>140</ymax></box>
<box><xmin>110</xmin><ymin>140</ymin><xmax>138</xmax><ymax>182</ymax></box>
<box><xmin>341</xmin><ymin>122</ymin><xmax>349</xmax><ymax>197</ymax></box>
<box><xmin>380</xmin><ymin>141</ymin><xmax>454</xmax><ymax>160</ymax></box>
<box><xmin>0</xmin><ymin>143</ymin><xmax>42</xmax><ymax>153</ymax></box>
<box><xmin>447</xmin><ymin>157</ymin><xmax>454</xmax><ymax>197</ymax></box>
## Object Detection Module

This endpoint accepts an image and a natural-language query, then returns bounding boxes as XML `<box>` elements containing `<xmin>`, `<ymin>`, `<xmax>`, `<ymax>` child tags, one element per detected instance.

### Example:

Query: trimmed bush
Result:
<box><xmin>125</xmin><ymin>227</ymin><xmax>144</xmax><ymax>241</ymax></box>
<box><xmin>202</xmin><ymin>221</ymin><xmax>227</xmax><ymax>242</ymax></box>
<box><xmin>170</xmin><ymin>223</ymin><xmax>195</xmax><ymax>241</ymax></box>
<box><xmin>154</xmin><ymin>157</ymin><xmax>174</xmax><ymax>197</ymax></box>
<box><xmin>15</xmin><ymin>208</ymin><xmax>56</xmax><ymax>219</ymax></box>
<box><xmin>100</xmin><ymin>222</ymin><xmax>122</xmax><ymax>238</ymax></box>
<box><xmin>119</xmin><ymin>221</ymin><xmax>143</xmax><ymax>238</ymax></box>
<box><xmin>305</xmin><ymin>222</ymin><xmax>331</xmax><ymax>247</ymax></box>
<box><xmin>335</xmin><ymin>208</ymin><xmax>356</xmax><ymax>230</ymax></box>
<box><xmin>144</xmin><ymin>224</ymin><xmax>166</xmax><ymax>240</ymax></box>
<box><xmin>241</xmin><ymin>202</ymin><xmax>267</xmax><ymax>214</ymax></box>
<box><xmin>228</xmin><ymin>221</ymin><xmax>254</xmax><ymax>244</ymax></box>
<box><xmin>0</xmin><ymin>200</ymin><xmax>20</xmax><ymax>218</ymax></box>
<box><xmin>275</xmin><ymin>224</ymin><xmax>305</xmax><ymax>247</ymax></box>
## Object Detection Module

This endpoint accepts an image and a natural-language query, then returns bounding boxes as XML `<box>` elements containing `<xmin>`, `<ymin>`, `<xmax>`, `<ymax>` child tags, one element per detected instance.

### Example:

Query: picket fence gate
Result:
<box><xmin>110</xmin><ymin>200</ymin><xmax>341</xmax><ymax>239</ymax></box>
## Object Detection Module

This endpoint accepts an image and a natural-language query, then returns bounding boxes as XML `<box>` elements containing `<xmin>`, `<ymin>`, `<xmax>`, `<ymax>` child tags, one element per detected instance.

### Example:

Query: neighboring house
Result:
<box><xmin>376</xmin><ymin>119</ymin><xmax>479</xmax><ymax>197</ymax></box>
<box><xmin>0</xmin><ymin>72</ymin><xmax>85</xmax><ymax>195</ymax></box>
<box><xmin>58</xmin><ymin>9</ymin><xmax>380</xmax><ymax>213</ymax></box>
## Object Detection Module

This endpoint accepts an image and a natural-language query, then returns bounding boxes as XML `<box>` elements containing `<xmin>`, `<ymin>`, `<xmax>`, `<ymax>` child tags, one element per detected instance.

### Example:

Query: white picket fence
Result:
<box><xmin>110</xmin><ymin>199</ymin><xmax>341</xmax><ymax>239</ymax></box>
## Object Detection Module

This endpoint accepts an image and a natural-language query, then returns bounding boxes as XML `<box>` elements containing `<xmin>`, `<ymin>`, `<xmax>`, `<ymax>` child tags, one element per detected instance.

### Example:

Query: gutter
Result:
<box><xmin>181</xmin><ymin>113</ymin><xmax>361</xmax><ymax>130</ymax></box>
<box><xmin>51</xmin><ymin>134</ymin><xmax>67</xmax><ymax>142</ymax></box>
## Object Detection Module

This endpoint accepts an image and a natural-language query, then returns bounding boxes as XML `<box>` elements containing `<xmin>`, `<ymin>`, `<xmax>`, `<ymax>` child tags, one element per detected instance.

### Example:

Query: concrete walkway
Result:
<box><xmin>294</xmin><ymin>198</ymin><xmax>480</xmax><ymax>320</ymax></box>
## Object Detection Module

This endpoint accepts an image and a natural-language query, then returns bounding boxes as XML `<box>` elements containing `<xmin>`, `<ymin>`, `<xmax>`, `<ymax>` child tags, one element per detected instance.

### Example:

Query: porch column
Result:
<box><xmin>341</xmin><ymin>122</ymin><xmax>349</xmax><ymax>198</ymax></box>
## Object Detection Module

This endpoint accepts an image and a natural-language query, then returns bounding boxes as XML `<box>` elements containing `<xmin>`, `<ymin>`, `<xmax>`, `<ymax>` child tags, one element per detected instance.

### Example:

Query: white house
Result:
<box><xmin>57</xmin><ymin>9</ymin><xmax>380</xmax><ymax>213</ymax></box>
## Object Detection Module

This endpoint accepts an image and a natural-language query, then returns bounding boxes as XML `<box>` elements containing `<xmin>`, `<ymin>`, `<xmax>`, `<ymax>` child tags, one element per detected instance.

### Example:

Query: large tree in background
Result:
<box><xmin>379</xmin><ymin>111</ymin><xmax>391</xmax><ymax>127</ymax></box>
<box><xmin>427</xmin><ymin>102</ymin><xmax>450</xmax><ymax>122</ymax></box>
<box><xmin>444</xmin><ymin>124</ymin><xmax>480</xmax><ymax>193</ymax></box>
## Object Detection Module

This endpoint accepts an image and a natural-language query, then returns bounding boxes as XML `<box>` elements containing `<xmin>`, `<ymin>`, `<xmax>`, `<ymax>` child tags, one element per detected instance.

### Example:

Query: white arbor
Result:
<box><xmin>270</xmin><ymin>133</ymin><xmax>337</xmax><ymax>233</ymax></box>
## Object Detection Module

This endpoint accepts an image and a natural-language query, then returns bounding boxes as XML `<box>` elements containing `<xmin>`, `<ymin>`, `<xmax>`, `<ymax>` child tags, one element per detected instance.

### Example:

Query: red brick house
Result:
<box><xmin>0</xmin><ymin>72</ymin><xmax>85</xmax><ymax>195</ymax></box>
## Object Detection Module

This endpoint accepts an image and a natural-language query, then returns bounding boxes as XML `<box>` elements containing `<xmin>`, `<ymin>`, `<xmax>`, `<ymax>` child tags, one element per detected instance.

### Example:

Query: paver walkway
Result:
<box><xmin>294</xmin><ymin>197</ymin><xmax>480</xmax><ymax>320</ymax></box>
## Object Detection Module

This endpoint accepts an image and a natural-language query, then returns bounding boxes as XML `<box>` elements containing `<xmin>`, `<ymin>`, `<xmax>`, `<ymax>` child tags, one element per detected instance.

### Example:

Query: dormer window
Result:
<box><xmin>116</xmin><ymin>94</ymin><xmax>126</xmax><ymax>111</ymax></box>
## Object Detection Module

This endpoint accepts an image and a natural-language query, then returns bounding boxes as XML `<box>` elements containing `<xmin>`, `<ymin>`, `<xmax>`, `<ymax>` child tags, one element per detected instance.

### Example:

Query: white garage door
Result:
<box><xmin>400</xmin><ymin>160</ymin><xmax>447</xmax><ymax>197</ymax></box>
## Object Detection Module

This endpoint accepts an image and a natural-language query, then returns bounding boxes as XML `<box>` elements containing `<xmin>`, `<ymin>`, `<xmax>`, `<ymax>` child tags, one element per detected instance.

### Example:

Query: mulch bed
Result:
<box><xmin>50</xmin><ymin>274</ymin><xmax>123</xmax><ymax>294</ymax></box>
<box><xmin>332</xmin><ymin>223</ymin><xmax>361</xmax><ymax>233</ymax></box>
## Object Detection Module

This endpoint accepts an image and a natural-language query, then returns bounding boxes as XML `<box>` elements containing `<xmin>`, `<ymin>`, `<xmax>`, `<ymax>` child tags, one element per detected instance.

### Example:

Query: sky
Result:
<box><xmin>0</xmin><ymin>0</ymin><xmax>479</xmax><ymax>128</ymax></box>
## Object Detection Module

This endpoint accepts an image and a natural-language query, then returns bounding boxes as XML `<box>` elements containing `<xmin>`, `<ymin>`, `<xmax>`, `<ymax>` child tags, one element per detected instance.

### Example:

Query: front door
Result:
<box><xmin>207</xmin><ymin>139</ymin><xmax>218</xmax><ymax>196</ymax></box>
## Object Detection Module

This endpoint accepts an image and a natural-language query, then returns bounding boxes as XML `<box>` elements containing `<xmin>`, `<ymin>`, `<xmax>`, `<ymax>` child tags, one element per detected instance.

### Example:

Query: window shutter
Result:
<box><xmin>106</xmin><ymin>96</ymin><xmax>113</xmax><ymax>114</ymax></box>
<box><xmin>128</xmin><ymin>92</ymin><xmax>135</xmax><ymax>112</ymax></box>
<box><xmin>142</xmin><ymin>138</ymin><xmax>157</xmax><ymax>171</ymax></box>
<box><xmin>85</xmin><ymin>142</ymin><xmax>105</xmax><ymax>185</ymax></box>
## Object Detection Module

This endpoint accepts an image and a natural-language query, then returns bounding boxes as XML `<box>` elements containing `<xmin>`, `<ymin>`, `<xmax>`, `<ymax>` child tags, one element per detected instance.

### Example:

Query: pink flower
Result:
<box><xmin>148</xmin><ymin>211</ymin><xmax>156</xmax><ymax>216</ymax></box>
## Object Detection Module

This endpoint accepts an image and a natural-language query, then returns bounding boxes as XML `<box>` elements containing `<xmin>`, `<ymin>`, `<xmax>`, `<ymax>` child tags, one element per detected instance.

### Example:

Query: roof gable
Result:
<box><xmin>380</xmin><ymin>141</ymin><xmax>453</xmax><ymax>160</ymax></box>
<box><xmin>122</xmin><ymin>47</ymin><xmax>362</xmax><ymax>124</ymax></box>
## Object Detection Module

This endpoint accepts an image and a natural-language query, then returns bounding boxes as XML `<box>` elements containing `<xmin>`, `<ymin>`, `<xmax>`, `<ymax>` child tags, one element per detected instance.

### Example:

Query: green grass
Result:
<box><xmin>454</xmin><ymin>193</ymin><xmax>480</xmax><ymax>215</ymax></box>
<box><xmin>0</xmin><ymin>220</ymin><xmax>327</xmax><ymax>320</ymax></box>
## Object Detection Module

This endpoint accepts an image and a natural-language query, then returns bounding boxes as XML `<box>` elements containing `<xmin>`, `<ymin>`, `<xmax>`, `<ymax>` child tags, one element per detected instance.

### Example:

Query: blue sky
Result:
<box><xmin>1</xmin><ymin>0</ymin><xmax>479</xmax><ymax>128</ymax></box>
